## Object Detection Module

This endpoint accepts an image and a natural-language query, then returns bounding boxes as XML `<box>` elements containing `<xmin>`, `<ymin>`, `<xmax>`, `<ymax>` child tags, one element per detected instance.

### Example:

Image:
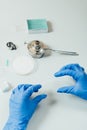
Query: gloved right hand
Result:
<box><xmin>3</xmin><ymin>84</ymin><xmax>47</xmax><ymax>130</ymax></box>
<box><xmin>54</xmin><ymin>64</ymin><xmax>87</xmax><ymax>100</ymax></box>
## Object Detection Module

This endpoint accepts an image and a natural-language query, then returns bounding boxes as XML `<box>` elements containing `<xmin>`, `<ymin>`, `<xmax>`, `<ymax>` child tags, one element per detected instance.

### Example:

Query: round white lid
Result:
<box><xmin>12</xmin><ymin>55</ymin><xmax>35</xmax><ymax>75</ymax></box>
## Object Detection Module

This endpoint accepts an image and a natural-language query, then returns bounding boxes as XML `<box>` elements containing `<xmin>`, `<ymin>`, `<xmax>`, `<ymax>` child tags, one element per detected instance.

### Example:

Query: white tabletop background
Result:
<box><xmin>0</xmin><ymin>0</ymin><xmax>87</xmax><ymax>130</ymax></box>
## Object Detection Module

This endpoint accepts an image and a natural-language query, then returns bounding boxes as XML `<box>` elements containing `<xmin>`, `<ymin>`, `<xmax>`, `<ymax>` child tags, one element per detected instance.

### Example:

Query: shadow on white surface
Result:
<box><xmin>47</xmin><ymin>21</ymin><xmax>53</xmax><ymax>33</ymax></box>
<box><xmin>27</xmin><ymin>91</ymin><xmax>58</xmax><ymax>130</ymax></box>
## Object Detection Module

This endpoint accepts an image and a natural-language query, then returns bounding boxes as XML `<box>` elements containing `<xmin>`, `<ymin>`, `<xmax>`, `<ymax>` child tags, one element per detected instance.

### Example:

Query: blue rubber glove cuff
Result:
<box><xmin>3</xmin><ymin>117</ymin><xmax>28</xmax><ymax>130</ymax></box>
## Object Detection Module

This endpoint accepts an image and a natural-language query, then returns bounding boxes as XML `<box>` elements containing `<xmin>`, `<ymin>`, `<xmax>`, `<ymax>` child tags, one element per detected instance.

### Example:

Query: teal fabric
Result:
<box><xmin>27</xmin><ymin>19</ymin><xmax>48</xmax><ymax>30</ymax></box>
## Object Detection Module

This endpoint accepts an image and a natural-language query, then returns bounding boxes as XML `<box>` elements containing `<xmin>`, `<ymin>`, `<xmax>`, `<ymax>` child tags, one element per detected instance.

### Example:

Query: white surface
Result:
<box><xmin>12</xmin><ymin>55</ymin><xmax>35</xmax><ymax>75</ymax></box>
<box><xmin>0</xmin><ymin>0</ymin><xmax>87</xmax><ymax>130</ymax></box>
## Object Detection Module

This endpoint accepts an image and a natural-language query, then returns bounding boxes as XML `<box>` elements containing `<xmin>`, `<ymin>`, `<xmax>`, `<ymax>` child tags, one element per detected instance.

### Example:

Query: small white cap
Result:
<box><xmin>0</xmin><ymin>81</ymin><xmax>12</xmax><ymax>92</ymax></box>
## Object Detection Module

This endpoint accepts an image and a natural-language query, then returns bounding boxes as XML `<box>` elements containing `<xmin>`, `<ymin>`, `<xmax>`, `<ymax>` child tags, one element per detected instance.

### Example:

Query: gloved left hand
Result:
<box><xmin>54</xmin><ymin>64</ymin><xmax>87</xmax><ymax>100</ymax></box>
<box><xmin>3</xmin><ymin>84</ymin><xmax>47</xmax><ymax>130</ymax></box>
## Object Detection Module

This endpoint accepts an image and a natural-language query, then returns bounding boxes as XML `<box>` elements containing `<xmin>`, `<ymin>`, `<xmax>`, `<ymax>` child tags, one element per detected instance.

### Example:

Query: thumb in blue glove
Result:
<box><xmin>3</xmin><ymin>84</ymin><xmax>47</xmax><ymax>130</ymax></box>
<box><xmin>54</xmin><ymin>64</ymin><xmax>87</xmax><ymax>100</ymax></box>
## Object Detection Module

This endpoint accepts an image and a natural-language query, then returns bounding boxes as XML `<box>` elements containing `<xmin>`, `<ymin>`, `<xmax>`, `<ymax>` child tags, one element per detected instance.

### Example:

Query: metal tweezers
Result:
<box><xmin>44</xmin><ymin>48</ymin><xmax>79</xmax><ymax>56</ymax></box>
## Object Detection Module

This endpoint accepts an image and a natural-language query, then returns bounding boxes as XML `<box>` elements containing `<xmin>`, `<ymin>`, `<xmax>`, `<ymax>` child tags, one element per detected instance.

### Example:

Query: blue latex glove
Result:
<box><xmin>3</xmin><ymin>84</ymin><xmax>47</xmax><ymax>130</ymax></box>
<box><xmin>54</xmin><ymin>64</ymin><xmax>87</xmax><ymax>100</ymax></box>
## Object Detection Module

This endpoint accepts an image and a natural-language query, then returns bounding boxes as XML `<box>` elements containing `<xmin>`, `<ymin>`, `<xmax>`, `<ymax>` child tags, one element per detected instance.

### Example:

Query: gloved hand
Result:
<box><xmin>54</xmin><ymin>64</ymin><xmax>87</xmax><ymax>100</ymax></box>
<box><xmin>3</xmin><ymin>84</ymin><xmax>47</xmax><ymax>130</ymax></box>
